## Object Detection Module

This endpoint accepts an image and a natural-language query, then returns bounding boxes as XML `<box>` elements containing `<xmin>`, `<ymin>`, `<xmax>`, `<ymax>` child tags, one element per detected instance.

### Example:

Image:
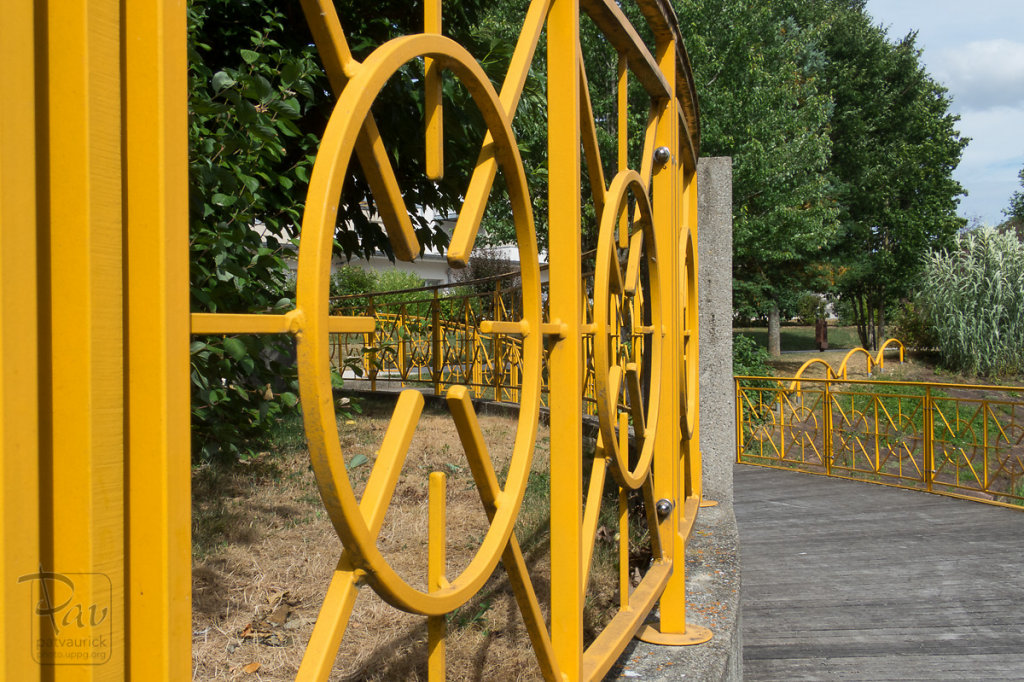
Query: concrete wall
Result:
<box><xmin>698</xmin><ymin>156</ymin><xmax>735</xmax><ymax>505</ymax></box>
<box><xmin>698</xmin><ymin>156</ymin><xmax>742</xmax><ymax>680</ymax></box>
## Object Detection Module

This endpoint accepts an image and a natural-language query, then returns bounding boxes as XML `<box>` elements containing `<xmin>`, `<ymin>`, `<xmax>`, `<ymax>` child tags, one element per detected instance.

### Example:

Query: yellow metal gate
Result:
<box><xmin>2</xmin><ymin>0</ymin><xmax>706</xmax><ymax>679</ymax></box>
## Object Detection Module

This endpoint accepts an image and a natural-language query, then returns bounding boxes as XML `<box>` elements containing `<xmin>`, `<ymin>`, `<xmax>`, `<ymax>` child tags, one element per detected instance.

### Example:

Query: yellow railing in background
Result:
<box><xmin>737</xmin><ymin>375</ymin><xmax>1024</xmax><ymax>508</ymax></box>
<box><xmin>328</xmin><ymin>268</ymin><xmax>638</xmax><ymax>415</ymax></box>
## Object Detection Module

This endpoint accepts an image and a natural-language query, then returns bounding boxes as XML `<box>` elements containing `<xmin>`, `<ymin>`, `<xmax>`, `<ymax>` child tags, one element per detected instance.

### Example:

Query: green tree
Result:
<box><xmin>1006</xmin><ymin>166</ymin><xmax>1024</xmax><ymax>228</ymax></box>
<box><xmin>821</xmin><ymin>4</ymin><xmax>967</xmax><ymax>349</ymax></box>
<box><xmin>188</xmin><ymin>0</ymin><xmax>496</xmax><ymax>460</ymax></box>
<box><xmin>676</xmin><ymin>0</ymin><xmax>838</xmax><ymax>356</ymax></box>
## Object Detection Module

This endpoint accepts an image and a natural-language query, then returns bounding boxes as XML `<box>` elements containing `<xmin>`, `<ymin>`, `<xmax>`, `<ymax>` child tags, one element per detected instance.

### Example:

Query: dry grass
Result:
<box><xmin>192</xmin><ymin>399</ymin><xmax>626</xmax><ymax>681</ymax></box>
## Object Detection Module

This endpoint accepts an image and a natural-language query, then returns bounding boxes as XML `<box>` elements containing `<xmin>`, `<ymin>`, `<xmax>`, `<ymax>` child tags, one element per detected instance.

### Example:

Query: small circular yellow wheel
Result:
<box><xmin>593</xmin><ymin>170</ymin><xmax>662</xmax><ymax>489</ymax></box>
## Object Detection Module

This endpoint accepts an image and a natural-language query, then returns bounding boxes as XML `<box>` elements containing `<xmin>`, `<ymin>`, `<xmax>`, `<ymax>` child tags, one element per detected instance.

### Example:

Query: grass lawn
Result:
<box><xmin>733</xmin><ymin>325</ymin><xmax>862</xmax><ymax>352</ymax></box>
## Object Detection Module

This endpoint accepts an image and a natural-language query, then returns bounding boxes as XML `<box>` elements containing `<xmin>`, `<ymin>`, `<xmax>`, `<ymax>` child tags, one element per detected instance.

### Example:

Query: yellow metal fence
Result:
<box><xmin>5</xmin><ymin>0</ymin><xmax>711</xmax><ymax>678</ymax></box>
<box><xmin>737</xmin><ymin>376</ymin><xmax>1024</xmax><ymax>508</ymax></box>
<box><xmin>191</xmin><ymin>0</ymin><xmax>708</xmax><ymax>680</ymax></box>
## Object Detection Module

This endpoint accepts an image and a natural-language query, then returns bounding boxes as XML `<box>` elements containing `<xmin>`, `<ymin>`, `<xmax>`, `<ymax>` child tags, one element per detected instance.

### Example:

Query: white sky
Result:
<box><xmin>863</xmin><ymin>0</ymin><xmax>1024</xmax><ymax>226</ymax></box>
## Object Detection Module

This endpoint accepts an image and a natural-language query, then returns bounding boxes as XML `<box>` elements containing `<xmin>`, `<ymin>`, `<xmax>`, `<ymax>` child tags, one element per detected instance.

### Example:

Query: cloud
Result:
<box><xmin>935</xmin><ymin>39</ymin><xmax>1024</xmax><ymax>111</ymax></box>
<box><xmin>956</xmin><ymin>106</ymin><xmax>1024</xmax><ymax>169</ymax></box>
<box><xmin>952</xmin><ymin>105</ymin><xmax>1024</xmax><ymax>224</ymax></box>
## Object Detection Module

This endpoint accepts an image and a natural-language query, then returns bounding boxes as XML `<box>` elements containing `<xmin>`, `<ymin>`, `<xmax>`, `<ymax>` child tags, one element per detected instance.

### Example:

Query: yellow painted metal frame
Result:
<box><xmin>3</xmin><ymin>0</ymin><xmax>190</xmax><ymax>678</ymax></box>
<box><xmin>1</xmin><ymin>0</ymin><xmax>707</xmax><ymax>678</ymax></box>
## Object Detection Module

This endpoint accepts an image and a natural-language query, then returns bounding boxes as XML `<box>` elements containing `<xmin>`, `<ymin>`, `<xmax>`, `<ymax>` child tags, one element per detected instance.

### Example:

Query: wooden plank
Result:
<box><xmin>735</xmin><ymin>464</ymin><xmax>1024</xmax><ymax>680</ymax></box>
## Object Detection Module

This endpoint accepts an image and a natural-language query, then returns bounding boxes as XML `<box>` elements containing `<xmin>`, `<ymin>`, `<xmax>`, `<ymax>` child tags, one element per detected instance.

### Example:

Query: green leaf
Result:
<box><xmin>280</xmin><ymin>61</ymin><xmax>300</xmax><ymax>86</ymax></box>
<box><xmin>280</xmin><ymin>391</ymin><xmax>299</xmax><ymax>408</ymax></box>
<box><xmin>222</xmin><ymin>337</ymin><xmax>247</xmax><ymax>361</ymax></box>
<box><xmin>239</xmin><ymin>49</ymin><xmax>260</xmax><ymax>65</ymax></box>
<box><xmin>211</xmin><ymin>71</ymin><xmax>235</xmax><ymax>92</ymax></box>
<box><xmin>347</xmin><ymin>454</ymin><xmax>369</xmax><ymax>469</ymax></box>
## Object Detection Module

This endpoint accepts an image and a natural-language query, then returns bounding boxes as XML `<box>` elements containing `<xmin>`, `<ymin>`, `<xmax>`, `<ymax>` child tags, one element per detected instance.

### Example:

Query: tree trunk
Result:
<box><xmin>855</xmin><ymin>295</ymin><xmax>869</xmax><ymax>348</ymax></box>
<box><xmin>876</xmin><ymin>300</ymin><xmax>885</xmax><ymax>347</ymax></box>
<box><xmin>768</xmin><ymin>301</ymin><xmax>781</xmax><ymax>358</ymax></box>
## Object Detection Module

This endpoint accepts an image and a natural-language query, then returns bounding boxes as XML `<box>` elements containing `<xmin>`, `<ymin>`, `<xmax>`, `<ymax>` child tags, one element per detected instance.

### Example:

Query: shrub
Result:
<box><xmin>890</xmin><ymin>299</ymin><xmax>937</xmax><ymax>350</ymax></box>
<box><xmin>920</xmin><ymin>228</ymin><xmax>1024</xmax><ymax>376</ymax></box>
<box><xmin>330</xmin><ymin>265</ymin><xmax>378</xmax><ymax>298</ymax></box>
<box><xmin>733</xmin><ymin>334</ymin><xmax>772</xmax><ymax>377</ymax></box>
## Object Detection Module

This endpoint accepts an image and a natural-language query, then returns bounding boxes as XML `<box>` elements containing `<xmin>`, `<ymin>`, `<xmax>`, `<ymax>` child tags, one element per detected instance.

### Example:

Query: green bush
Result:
<box><xmin>890</xmin><ymin>299</ymin><xmax>937</xmax><ymax>350</ymax></box>
<box><xmin>733</xmin><ymin>334</ymin><xmax>772</xmax><ymax>377</ymax></box>
<box><xmin>330</xmin><ymin>265</ymin><xmax>378</xmax><ymax>299</ymax></box>
<box><xmin>920</xmin><ymin>228</ymin><xmax>1024</xmax><ymax>376</ymax></box>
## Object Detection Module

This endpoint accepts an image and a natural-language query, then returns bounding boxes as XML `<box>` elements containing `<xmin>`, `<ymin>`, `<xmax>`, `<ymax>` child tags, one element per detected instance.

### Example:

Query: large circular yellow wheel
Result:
<box><xmin>294</xmin><ymin>34</ymin><xmax>542</xmax><ymax>616</ymax></box>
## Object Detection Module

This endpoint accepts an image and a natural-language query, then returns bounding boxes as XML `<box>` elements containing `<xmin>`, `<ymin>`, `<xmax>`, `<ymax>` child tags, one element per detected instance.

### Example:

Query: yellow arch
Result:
<box><xmin>788</xmin><ymin>358</ymin><xmax>839</xmax><ymax>393</ymax></box>
<box><xmin>837</xmin><ymin>347</ymin><xmax>875</xmax><ymax>380</ymax></box>
<box><xmin>875</xmin><ymin>338</ymin><xmax>905</xmax><ymax>371</ymax></box>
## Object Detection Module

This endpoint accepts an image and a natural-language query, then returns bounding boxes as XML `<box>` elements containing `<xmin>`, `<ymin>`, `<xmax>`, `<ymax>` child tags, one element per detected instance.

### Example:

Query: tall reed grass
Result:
<box><xmin>921</xmin><ymin>227</ymin><xmax>1024</xmax><ymax>376</ymax></box>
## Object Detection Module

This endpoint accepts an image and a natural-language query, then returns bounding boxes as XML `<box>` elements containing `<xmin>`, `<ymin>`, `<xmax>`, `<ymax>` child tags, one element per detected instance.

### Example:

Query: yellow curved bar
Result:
<box><xmin>838</xmin><ymin>347</ymin><xmax>874</xmax><ymax>380</ymax></box>
<box><xmin>788</xmin><ymin>358</ymin><xmax>839</xmax><ymax>393</ymax></box>
<box><xmin>296</xmin><ymin>33</ymin><xmax>544</xmax><ymax>616</ymax></box>
<box><xmin>875</xmin><ymin>338</ymin><xmax>905</xmax><ymax>370</ymax></box>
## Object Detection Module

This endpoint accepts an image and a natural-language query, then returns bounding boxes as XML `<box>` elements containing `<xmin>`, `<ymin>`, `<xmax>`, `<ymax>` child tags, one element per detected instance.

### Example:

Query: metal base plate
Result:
<box><xmin>635</xmin><ymin>623</ymin><xmax>713</xmax><ymax>646</ymax></box>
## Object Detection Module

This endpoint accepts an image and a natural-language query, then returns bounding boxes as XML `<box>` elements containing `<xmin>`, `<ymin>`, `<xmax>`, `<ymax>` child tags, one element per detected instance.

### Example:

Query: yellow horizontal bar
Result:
<box><xmin>191</xmin><ymin>313</ymin><xmax>294</xmax><ymax>334</ymax></box>
<box><xmin>581</xmin><ymin>0</ymin><xmax>670</xmax><ymax>100</ymax></box>
<box><xmin>733</xmin><ymin>375</ymin><xmax>1024</xmax><ymax>394</ymax></box>
<box><xmin>479</xmin><ymin>319</ymin><xmax>568</xmax><ymax>339</ymax></box>
<box><xmin>190</xmin><ymin>312</ymin><xmax>375</xmax><ymax>335</ymax></box>
<box><xmin>479</xmin><ymin>320</ymin><xmax>527</xmax><ymax>335</ymax></box>
<box><xmin>328</xmin><ymin>316</ymin><xmax>376</xmax><ymax>334</ymax></box>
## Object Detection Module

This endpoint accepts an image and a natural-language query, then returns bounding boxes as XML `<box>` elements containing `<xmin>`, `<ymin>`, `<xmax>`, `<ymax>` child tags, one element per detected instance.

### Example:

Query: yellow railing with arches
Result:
<box><xmin>737</xmin><ymin>374</ymin><xmax>1024</xmax><ymax>509</ymax></box>
<box><xmin>328</xmin><ymin>267</ymin><xmax>648</xmax><ymax>415</ymax></box>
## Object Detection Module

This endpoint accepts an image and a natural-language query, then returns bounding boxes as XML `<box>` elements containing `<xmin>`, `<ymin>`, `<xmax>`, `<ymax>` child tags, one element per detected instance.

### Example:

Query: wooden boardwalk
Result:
<box><xmin>734</xmin><ymin>464</ymin><xmax>1024</xmax><ymax>680</ymax></box>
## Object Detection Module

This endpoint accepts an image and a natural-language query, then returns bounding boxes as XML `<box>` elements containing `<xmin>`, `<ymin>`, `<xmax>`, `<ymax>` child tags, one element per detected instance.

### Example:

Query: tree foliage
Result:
<box><xmin>676</xmin><ymin>0</ymin><xmax>838</xmax><ymax>354</ymax></box>
<box><xmin>188</xmin><ymin>0</ymin><xmax>499</xmax><ymax>460</ymax></box>
<box><xmin>1006</xmin><ymin>166</ymin><xmax>1024</xmax><ymax>227</ymax></box>
<box><xmin>677</xmin><ymin>0</ymin><xmax>966</xmax><ymax>353</ymax></box>
<box><xmin>820</xmin><ymin>4</ymin><xmax>968</xmax><ymax>349</ymax></box>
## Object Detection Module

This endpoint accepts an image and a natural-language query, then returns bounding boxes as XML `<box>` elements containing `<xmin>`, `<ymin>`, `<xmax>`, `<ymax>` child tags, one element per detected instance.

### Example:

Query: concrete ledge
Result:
<box><xmin>609</xmin><ymin>502</ymin><xmax>742</xmax><ymax>681</ymax></box>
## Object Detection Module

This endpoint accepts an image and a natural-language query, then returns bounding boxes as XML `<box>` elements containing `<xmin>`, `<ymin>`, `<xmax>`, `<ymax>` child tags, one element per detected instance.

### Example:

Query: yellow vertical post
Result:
<box><xmin>683</xmin><ymin>165</ymin><xmax>700</xmax><ymax>500</ymax></box>
<box><xmin>735</xmin><ymin>380</ymin><xmax>743</xmax><ymax>463</ymax></box>
<box><xmin>368</xmin><ymin>296</ymin><xmax>377</xmax><ymax>391</ymax></box>
<box><xmin>650</xmin><ymin>34</ymin><xmax>686</xmax><ymax>636</ymax></box>
<box><xmin>45</xmin><ymin>0</ymin><xmax>126</xmax><ymax>676</ymax></box>
<box><xmin>427</xmin><ymin>472</ymin><xmax>447</xmax><ymax>679</ymax></box>
<box><xmin>617</xmin><ymin>54</ymin><xmax>629</xmax><ymax>249</ymax></box>
<box><xmin>925</xmin><ymin>386</ymin><xmax>934</xmax><ymax>492</ymax></box>
<box><xmin>618</xmin><ymin>487</ymin><xmax>629</xmax><ymax>609</ymax></box>
<box><xmin>547</xmin><ymin>0</ymin><xmax>584</xmax><ymax>675</ymax></box>
<box><xmin>432</xmin><ymin>289</ymin><xmax>442</xmax><ymax>395</ymax></box>
<box><xmin>1</xmin><ymin>1</ymin><xmax>40</xmax><ymax>677</ymax></box>
<box><xmin>424</xmin><ymin>0</ymin><xmax>444</xmax><ymax>180</ymax></box>
<box><xmin>124</xmin><ymin>0</ymin><xmax>191</xmax><ymax>677</ymax></box>
<box><xmin>824</xmin><ymin>379</ymin><xmax>833</xmax><ymax>476</ymax></box>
